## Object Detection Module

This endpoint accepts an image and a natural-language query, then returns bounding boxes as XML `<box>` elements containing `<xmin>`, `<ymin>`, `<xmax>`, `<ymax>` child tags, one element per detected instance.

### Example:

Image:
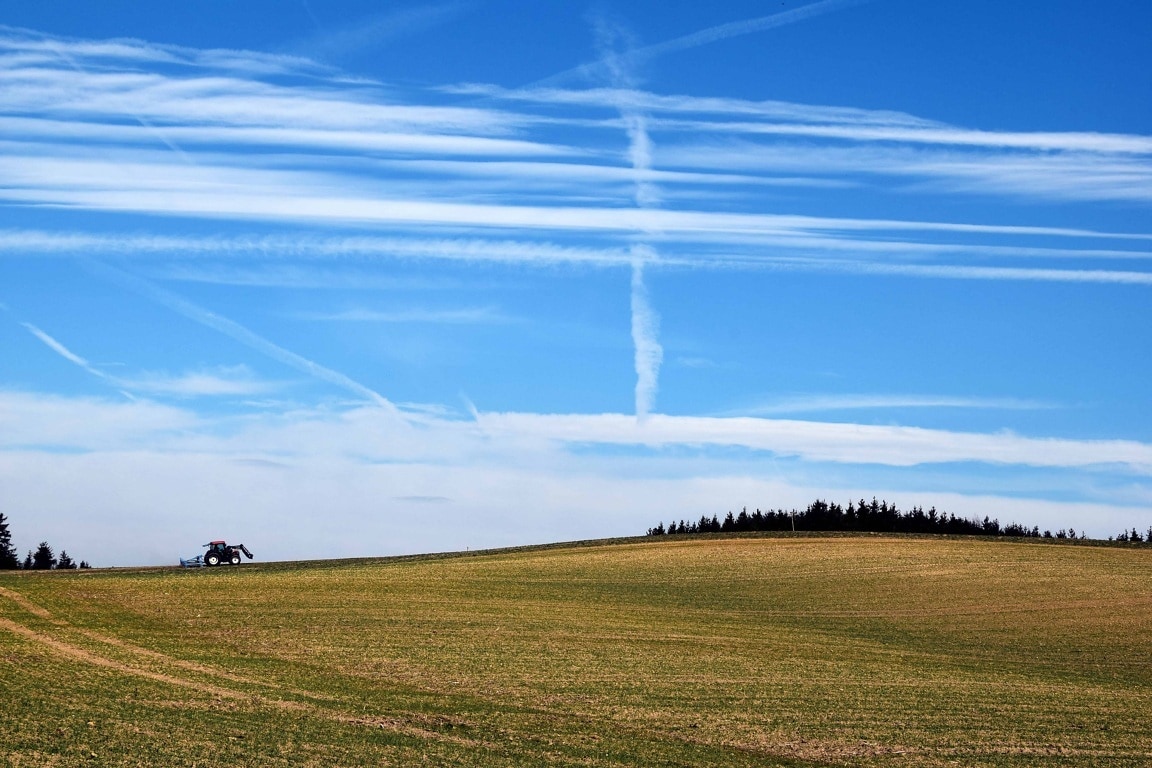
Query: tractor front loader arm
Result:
<box><xmin>237</xmin><ymin>544</ymin><xmax>254</xmax><ymax>559</ymax></box>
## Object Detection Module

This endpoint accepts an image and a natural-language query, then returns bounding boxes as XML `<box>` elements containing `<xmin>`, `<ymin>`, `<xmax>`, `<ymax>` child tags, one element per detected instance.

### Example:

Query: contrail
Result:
<box><xmin>630</xmin><ymin>249</ymin><xmax>663</xmax><ymax>420</ymax></box>
<box><xmin>40</xmin><ymin>35</ymin><xmax>196</xmax><ymax>166</ymax></box>
<box><xmin>18</xmin><ymin>321</ymin><xmax>136</xmax><ymax>400</ymax></box>
<box><xmin>637</xmin><ymin>0</ymin><xmax>871</xmax><ymax>60</ymax></box>
<box><xmin>533</xmin><ymin>0</ymin><xmax>873</xmax><ymax>87</ymax></box>
<box><xmin>593</xmin><ymin>18</ymin><xmax>664</xmax><ymax>421</ymax></box>
<box><xmin>85</xmin><ymin>261</ymin><xmax>400</xmax><ymax>413</ymax></box>
<box><xmin>21</xmin><ymin>322</ymin><xmax>97</xmax><ymax>371</ymax></box>
<box><xmin>299</xmin><ymin>0</ymin><xmax>323</xmax><ymax>30</ymax></box>
<box><xmin>28</xmin><ymin>34</ymin><xmax>385</xmax><ymax>407</ymax></box>
<box><xmin>567</xmin><ymin>1</ymin><xmax>872</xmax><ymax>419</ymax></box>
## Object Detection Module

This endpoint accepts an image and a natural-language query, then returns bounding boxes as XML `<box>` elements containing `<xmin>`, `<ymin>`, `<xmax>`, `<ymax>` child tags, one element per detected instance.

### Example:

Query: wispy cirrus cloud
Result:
<box><xmin>8</xmin><ymin>146</ymin><xmax>1150</xmax><ymax>244</ymax></box>
<box><xmin>736</xmin><ymin>394</ymin><xmax>1059</xmax><ymax>416</ymax></box>
<box><xmin>660</xmin><ymin>139</ymin><xmax>1152</xmax><ymax>204</ymax></box>
<box><xmin>0</xmin><ymin>116</ymin><xmax>579</xmax><ymax>158</ymax></box>
<box><xmin>0</xmin><ymin>24</ymin><xmax>337</xmax><ymax>77</ymax></box>
<box><xmin>754</xmin><ymin>257</ymin><xmax>1152</xmax><ymax>285</ymax></box>
<box><xmin>299</xmin><ymin>306</ymin><xmax>514</xmax><ymax>324</ymax></box>
<box><xmin>3</xmin><ymin>388</ymin><xmax>1149</xmax><ymax>480</ymax></box>
<box><xmin>5</xmin><ymin>228</ymin><xmax>1151</xmax><ymax>289</ymax></box>
<box><xmin>1</xmin><ymin>25</ymin><xmax>1149</xmax><ymax>302</ymax></box>
<box><xmin>121</xmin><ymin>366</ymin><xmax>276</xmax><ymax>397</ymax></box>
<box><xmin>453</xmin><ymin>83</ymin><xmax>939</xmax><ymax>128</ymax></box>
<box><xmin>475</xmin><ymin>411</ymin><xmax>1152</xmax><ymax>475</ymax></box>
<box><xmin>1</xmin><ymin>389</ymin><xmax>1148</xmax><ymax>476</ymax></box>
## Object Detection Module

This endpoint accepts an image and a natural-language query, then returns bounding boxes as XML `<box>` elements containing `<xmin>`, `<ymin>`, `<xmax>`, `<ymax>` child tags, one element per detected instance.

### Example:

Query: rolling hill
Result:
<box><xmin>2</xmin><ymin>534</ymin><xmax>1150</xmax><ymax>766</ymax></box>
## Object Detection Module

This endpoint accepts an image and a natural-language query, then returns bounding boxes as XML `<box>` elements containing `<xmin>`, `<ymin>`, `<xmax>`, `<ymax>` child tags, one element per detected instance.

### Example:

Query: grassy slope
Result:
<box><xmin>2</xmin><ymin>534</ymin><xmax>1151</xmax><ymax>767</ymax></box>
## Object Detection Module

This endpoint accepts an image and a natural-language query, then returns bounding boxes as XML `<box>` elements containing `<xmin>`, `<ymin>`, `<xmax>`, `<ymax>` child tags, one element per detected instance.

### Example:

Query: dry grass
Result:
<box><xmin>2</xmin><ymin>534</ymin><xmax>1151</xmax><ymax>766</ymax></box>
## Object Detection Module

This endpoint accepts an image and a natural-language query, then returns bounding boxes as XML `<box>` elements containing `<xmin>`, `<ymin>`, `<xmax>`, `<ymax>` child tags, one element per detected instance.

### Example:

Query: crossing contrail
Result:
<box><xmin>533</xmin><ymin>0</ymin><xmax>874</xmax><ymax>87</ymax></box>
<box><xmin>85</xmin><ymin>261</ymin><xmax>400</xmax><ymax>413</ymax></box>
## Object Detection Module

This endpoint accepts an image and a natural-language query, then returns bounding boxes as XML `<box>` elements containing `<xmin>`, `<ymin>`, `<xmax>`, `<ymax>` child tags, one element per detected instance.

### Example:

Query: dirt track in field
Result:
<box><xmin>0</xmin><ymin>584</ymin><xmax>500</xmax><ymax>749</ymax></box>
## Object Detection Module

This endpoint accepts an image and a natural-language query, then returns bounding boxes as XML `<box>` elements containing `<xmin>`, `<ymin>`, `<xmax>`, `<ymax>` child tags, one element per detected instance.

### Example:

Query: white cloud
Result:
<box><xmin>0</xmin><ymin>391</ymin><xmax>196</xmax><ymax>449</ymax></box>
<box><xmin>0</xmin><ymin>391</ymin><xmax>1148</xmax><ymax>566</ymax></box>
<box><xmin>123</xmin><ymin>366</ymin><xmax>275</xmax><ymax>397</ymax></box>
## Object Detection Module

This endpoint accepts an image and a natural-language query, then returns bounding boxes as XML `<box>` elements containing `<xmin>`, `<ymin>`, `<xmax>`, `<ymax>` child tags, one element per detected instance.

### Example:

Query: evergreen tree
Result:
<box><xmin>79</xmin><ymin>561</ymin><xmax>91</xmax><ymax>569</ymax></box>
<box><xmin>22</xmin><ymin>551</ymin><xmax>32</xmax><ymax>570</ymax></box>
<box><xmin>0</xmin><ymin>512</ymin><xmax>19</xmax><ymax>569</ymax></box>
<box><xmin>57</xmin><ymin>550</ymin><xmax>77</xmax><ymax>570</ymax></box>
<box><xmin>31</xmin><ymin>542</ymin><xmax>56</xmax><ymax>570</ymax></box>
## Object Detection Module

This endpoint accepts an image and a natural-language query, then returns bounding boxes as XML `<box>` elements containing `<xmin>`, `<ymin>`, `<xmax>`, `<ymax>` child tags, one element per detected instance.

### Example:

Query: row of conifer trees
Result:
<box><xmin>646</xmin><ymin>498</ymin><xmax>1144</xmax><ymax>542</ymax></box>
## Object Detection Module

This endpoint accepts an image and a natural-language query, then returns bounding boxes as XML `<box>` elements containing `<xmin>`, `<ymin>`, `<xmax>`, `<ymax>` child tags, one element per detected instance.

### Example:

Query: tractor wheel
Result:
<box><xmin>205</xmin><ymin>551</ymin><xmax>221</xmax><ymax>567</ymax></box>
<box><xmin>230</xmin><ymin>553</ymin><xmax>241</xmax><ymax>565</ymax></box>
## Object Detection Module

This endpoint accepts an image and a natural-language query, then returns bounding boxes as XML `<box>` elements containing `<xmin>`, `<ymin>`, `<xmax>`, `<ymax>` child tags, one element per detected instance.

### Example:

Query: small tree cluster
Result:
<box><xmin>1111</xmin><ymin>528</ymin><xmax>1152</xmax><ymax>544</ymax></box>
<box><xmin>0</xmin><ymin>512</ymin><xmax>89</xmax><ymax>570</ymax></box>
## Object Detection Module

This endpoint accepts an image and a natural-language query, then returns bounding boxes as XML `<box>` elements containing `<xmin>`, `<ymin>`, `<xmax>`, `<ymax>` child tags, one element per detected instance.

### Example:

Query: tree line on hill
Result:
<box><xmin>646</xmin><ymin>498</ymin><xmax>1151</xmax><ymax>543</ymax></box>
<box><xmin>0</xmin><ymin>512</ymin><xmax>90</xmax><ymax>570</ymax></box>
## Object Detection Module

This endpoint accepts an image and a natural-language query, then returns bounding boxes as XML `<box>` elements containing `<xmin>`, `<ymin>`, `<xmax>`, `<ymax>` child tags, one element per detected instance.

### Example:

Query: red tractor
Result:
<box><xmin>181</xmin><ymin>541</ymin><xmax>254</xmax><ymax>567</ymax></box>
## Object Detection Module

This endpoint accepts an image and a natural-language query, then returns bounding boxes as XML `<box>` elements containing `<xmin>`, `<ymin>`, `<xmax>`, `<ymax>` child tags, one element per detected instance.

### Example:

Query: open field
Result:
<box><xmin>2</xmin><ymin>534</ymin><xmax>1151</xmax><ymax>767</ymax></box>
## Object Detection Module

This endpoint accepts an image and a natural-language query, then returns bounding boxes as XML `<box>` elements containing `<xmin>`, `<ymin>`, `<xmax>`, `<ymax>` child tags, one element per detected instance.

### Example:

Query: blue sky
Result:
<box><xmin>1</xmin><ymin>0</ymin><xmax>1150</xmax><ymax>565</ymax></box>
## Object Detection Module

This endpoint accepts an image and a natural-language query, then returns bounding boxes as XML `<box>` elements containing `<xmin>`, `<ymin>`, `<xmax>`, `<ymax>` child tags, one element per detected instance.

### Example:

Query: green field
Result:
<box><xmin>2</xmin><ymin>535</ymin><xmax>1150</xmax><ymax>767</ymax></box>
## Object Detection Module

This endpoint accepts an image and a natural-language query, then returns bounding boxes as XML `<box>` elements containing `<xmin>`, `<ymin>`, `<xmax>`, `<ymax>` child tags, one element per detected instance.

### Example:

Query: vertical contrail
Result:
<box><xmin>594</xmin><ymin>17</ymin><xmax>664</xmax><ymax>422</ymax></box>
<box><xmin>630</xmin><ymin>247</ymin><xmax>662</xmax><ymax>420</ymax></box>
<box><xmin>576</xmin><ymin>2</ymin><xmax>875</xmax><ymax>418</ymax></box>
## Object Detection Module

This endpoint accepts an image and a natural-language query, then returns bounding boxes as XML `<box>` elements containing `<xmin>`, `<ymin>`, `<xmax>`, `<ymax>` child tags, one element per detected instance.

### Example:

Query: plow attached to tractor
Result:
<box><xmin>180</xmin><ymin>540</ymin><xmax>254</xmax><ymax>567</ymax></box>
